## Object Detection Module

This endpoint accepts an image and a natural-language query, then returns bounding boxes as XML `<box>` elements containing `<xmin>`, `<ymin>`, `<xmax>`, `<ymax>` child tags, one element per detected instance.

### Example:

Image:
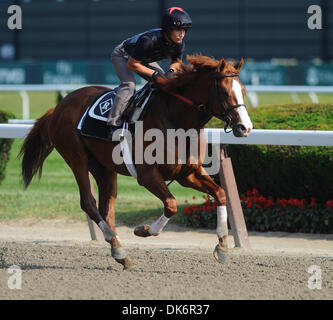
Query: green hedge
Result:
<box><xmin>207</xmin><ymin>103</ymin><xmax>333</xmax><ymax>130</ymax></box>
<box><xmin>180</xmin><ymin>192</ymin><xmax>333</xmax><ymax>234</ymax></box>
<box><xmin>208</xmin><ymin>103</ymin><xmax>333</xmax><ymax>203</ymax></box>
<box><xmin>0</xmin><ymin>110</ymin><xmax>15</xmax><ymax>185</ymax></box>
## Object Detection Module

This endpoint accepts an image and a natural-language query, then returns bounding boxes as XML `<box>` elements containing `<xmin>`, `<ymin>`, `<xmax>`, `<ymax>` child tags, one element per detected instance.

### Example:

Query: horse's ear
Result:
<box><xmin>235</xmin><ymin>57</ymin><xmax>244</xmax><ymax>71</ymax></box>
<box><xmin>217</xmin><ymin>58</ymin><xmax>226</xmax><ymax>72</ymax></box>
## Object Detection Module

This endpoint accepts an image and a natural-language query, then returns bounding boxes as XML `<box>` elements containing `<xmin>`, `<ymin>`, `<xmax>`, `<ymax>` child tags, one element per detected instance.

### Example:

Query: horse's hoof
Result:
<box><xmin>115</xmin><ymin>257</ymin><xmax>135</xmax><ymax>271</ymax></box>
<box><xmin>213</xmin><ymin>244</ymin><xmax>228</xmax><ymax>263</ymax></box>
<box><xmin>123</xmin><ymin>262</ymin><xmax>135</xmax><ymax>271</ymax></box>
<box><xmin>134</xmin><ymin>225</ymin><xmax>153</xmax><ymax>237</ymax></box>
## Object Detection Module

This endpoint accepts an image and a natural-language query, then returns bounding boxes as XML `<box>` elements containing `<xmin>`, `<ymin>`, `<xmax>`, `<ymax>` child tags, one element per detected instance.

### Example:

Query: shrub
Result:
<box><xmin>180</xmin><ymin>195</ymin><xmax>217</xmax><ymax>229</ymax></box>
<box><xmin>221</xmin><ymin>145</ymin><xmax>333</xmax><ymax>203</ymax></box>
<box><xmin>242</xmin><ymin>188</ymin><xmax>333</xmax><ymax>234</ymax></box>
<box><xmin>181</xmin><ymin>190</ymin><xmax>333</xmax><ymax>234</ymax></box>
<box><xmin>0</xmin><ymin>109</ymin><xmax>15</xmax><ymax>185</ymax></box>
<box><xmin>208</xmin><ymin>103</ymin><xmax>333</xmax><ymax>203</ymax></box>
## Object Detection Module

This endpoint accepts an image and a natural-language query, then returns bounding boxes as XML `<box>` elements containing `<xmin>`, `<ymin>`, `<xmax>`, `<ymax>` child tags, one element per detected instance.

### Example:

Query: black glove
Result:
<box><xmin>151</xmin><ymin>71</ymin><xmax>166</xmax><ymax>84</ymax></box>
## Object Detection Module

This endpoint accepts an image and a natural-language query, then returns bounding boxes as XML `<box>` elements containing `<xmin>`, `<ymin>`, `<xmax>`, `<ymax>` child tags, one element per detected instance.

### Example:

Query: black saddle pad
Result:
<box><xmin>77</xmin><ymin>83</ymin><xmax>152</xmax><ymax>141</ymax></box>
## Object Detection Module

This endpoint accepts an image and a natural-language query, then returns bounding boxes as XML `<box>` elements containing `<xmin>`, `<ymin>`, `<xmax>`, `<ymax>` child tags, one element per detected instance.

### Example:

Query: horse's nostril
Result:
<box><xmin>237</xmin><ymin>124</ymin><xmax>246</xmax><ymax>132</ymax></box>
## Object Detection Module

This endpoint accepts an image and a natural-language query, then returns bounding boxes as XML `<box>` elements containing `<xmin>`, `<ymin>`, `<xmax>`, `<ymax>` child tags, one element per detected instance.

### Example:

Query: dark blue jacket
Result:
<box><xmin>123</xmin><ymin>28</ymin><xmax>185</xmax><ymax>63</ymax></box>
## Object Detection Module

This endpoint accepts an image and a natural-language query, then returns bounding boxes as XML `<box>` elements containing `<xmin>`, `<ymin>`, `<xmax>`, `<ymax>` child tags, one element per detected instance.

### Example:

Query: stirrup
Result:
<box><xmin>120</xmin><ymin>122</ymin><xmax>128</xmax><ymax>138</ymax></box>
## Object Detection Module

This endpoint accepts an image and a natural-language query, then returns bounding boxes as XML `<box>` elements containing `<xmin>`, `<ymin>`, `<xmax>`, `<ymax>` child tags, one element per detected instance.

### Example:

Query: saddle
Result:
<box><xmin>77</xmin><ymin>82</ymin><xmax>155</xmax><ymax>141</ymax></box>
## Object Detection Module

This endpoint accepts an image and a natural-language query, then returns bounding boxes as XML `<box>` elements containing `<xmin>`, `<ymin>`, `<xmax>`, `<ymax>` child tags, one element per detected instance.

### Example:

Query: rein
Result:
<box><xmin>168</xmin><ymin>73</ymin><xmax>246</xmax><ymax>132</ymax></box>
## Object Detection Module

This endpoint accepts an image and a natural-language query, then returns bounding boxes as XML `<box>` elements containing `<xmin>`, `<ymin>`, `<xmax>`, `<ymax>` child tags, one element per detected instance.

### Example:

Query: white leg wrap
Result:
<box><xmin>98</xmin><ymin>220</ymin><xmax>116</xmax><ymax>241</ymax></box>
<box><xmin>216</xmin><ymin>206</ymin><xmax>228</xmax><ymax>238</ymax></box>
<box><xmin>148</xmin><ymin>213</ymin><xmax>170</xmax><ymax>236</ymax></box>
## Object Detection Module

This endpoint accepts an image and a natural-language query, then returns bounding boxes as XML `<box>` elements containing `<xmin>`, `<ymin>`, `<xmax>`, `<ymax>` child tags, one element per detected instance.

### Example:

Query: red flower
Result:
<box><xmin>277</xmin><ymin>198</ymin><xmax>288</xmax><ymax>208</ymax></box>
<box><xmin>299</xmin><ymin>199</ymin><xmax>306</xmax><ymax>211</ymax></box>
<box><xmin>200</xmin><ymin>206</ymin><xmax>206</xmax><ymax>212</ymax></box>
<box><xmin>256</xmin><ymin>204</ymin><xmax>262</xmax><ymax>209</ymax></box>
<box><xmin>311</xmin><ymin>197</ymin><xmax>316</xmax><ymax>207</ymax></box>
<box><xmin>258</xmin><ymin>195</ymin><xmax>266</xmax><ymax>203</ymax></box>
<box><xmin>266</xmin><ymin>199</ymin><xmax>274</xmax><ymax>207</ymax></box>
<box><xmin>252</xmin><ymin>188</ymin><xmax>259</xmax><ymax>195</ymax></box>
<box><xmin>247</xmin><ymin>201</ymin><xmax>253</xmax><ymax>208</ymax></box>
<box><xmin>326</xmin><ymin>200</ymin><xmax>333</xmax><ymax>209</ymax></box>
<box><xmin>193</xmin><ymin>214</ymin><xmax>198</xmax><ymax>219</ymax></box>
<box><xmin>288</xmin><ymin>198</ymin><xmax>299</xmax><ymax>207</ymax></box>
<box><xmin>281</xmin><ymin>210</ymin><xmax>286</xmax><ymax>216</ymax></box>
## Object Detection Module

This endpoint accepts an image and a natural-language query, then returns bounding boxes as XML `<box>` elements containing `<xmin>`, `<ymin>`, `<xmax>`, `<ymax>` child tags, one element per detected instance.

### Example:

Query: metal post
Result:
<box><xmin>19</xmin><ymin>91</ymin><xmax>29</xmax><ymax>120</ymax></box>
<box><xmin>86</xmin><ymin>174</ymin><xmax>105</xmax><ymax>242</ymax></box>
<box><xmin>218</xmin><ymin>145</ymin><xmax>251</xmax><ymax>249</ymax></box>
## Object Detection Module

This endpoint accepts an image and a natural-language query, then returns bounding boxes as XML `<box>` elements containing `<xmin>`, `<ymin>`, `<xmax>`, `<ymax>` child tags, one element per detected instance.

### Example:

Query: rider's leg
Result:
<box><xmin>107</xmin><ymin>55</ymin><xmax>136</xmax><ymax>127</ymax></box>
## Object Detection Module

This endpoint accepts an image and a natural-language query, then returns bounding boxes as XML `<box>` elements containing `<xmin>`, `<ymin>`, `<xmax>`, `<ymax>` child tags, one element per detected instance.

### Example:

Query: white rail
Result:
<box><xmin>1</xmin><ymin>124</ymin><xmax>332</xmax><ymax>147</ymax></box>
<box><xmin>204</xmin><ymin>129</ymin><xmax>333</xmax><ymax>146</ymax></box>
<box><xmin>0</xmin><ymin>84</ymin><xmax>140</xmax><ymax>91</ymax></box>
<box><xmin>247</xmin><ymin>85</ymin><xmax>333</xmax><ymax>93</ymax></box>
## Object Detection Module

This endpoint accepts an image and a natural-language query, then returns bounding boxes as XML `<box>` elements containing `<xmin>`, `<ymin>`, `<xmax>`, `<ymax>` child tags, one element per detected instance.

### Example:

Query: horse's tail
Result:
<box><xmin>19</xmin><ymin>108</ymin><xmax>55</xmax><ymax>189</ymax></box>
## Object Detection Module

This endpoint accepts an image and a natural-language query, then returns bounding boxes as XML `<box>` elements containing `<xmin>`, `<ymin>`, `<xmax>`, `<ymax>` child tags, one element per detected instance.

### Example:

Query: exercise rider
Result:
<box><xmin>106</xmin><ymin>7</ymin><xmax>192</xmax><ymax>135</ymax></box>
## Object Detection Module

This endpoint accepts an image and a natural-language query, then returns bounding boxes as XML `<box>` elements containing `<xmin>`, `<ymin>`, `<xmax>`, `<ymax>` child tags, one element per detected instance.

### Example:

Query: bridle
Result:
<box><xmin>169</xmin><ymin>72</ymin><xmax>247</xmax><ymax>132</ymax></box>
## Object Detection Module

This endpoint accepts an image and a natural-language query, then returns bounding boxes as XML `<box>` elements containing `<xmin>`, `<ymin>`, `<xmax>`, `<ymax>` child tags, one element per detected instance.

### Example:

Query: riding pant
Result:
<box><xmin>107</xmin><ymin>42</ymin><xmax>164</xmax><ymax>126</ymax></box>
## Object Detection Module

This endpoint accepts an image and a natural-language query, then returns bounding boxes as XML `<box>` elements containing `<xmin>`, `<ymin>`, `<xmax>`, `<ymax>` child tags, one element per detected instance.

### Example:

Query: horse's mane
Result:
<box><xmin>161</xmin><ymin>54</ymin><xmax>238</xmax><ymax>91</ymax></box>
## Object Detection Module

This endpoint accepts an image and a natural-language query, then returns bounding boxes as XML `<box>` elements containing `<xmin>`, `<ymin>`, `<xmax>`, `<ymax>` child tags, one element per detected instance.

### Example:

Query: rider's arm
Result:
<box><xmin>127</xmin><ymin>57</ymin><xmax>156</xmax><ymax>79</ymax></box>
<box><xmin>127</xmin><ymin>36</ymin><xmax>157</xmax><ymax>79</ymax></box>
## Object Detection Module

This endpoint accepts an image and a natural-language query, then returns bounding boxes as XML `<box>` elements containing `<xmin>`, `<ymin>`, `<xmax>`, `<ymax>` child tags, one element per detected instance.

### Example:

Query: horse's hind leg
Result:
<box><xmin>53</xmin><ymin>140</ymin><xmax>130</xmax><ymax>269</ymax></box>
<box><xmin>88</xmin><ymin>157</ymin><xmax>133</xmax><ymax>269</ymax></box>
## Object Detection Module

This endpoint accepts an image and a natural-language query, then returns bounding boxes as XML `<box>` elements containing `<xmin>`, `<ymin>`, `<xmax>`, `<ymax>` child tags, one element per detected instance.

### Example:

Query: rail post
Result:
<box><xmin>218</xmin><ymin>145</ymin><xmax>251</xmax><ymax>249</ymax></box>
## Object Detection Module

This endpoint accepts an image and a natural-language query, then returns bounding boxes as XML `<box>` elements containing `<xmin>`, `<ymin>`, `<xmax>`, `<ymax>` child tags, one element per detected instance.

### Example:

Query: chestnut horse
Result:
<box><xmin>19</xmin><ymin>55</ymin><xmax>252</xmax><ymax>269</ymax></box>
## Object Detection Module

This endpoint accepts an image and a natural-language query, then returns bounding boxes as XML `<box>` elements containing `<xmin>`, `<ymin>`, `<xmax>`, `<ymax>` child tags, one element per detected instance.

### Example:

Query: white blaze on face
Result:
<box><xmin>232</xmin><ymin>79</ymin><xmax>253</xmax><ymax>134</ymax></box>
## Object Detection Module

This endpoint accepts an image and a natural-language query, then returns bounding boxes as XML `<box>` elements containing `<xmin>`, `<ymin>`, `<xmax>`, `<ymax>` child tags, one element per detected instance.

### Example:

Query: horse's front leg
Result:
<box><xmin>134</xmin><ymin>166</ymin><xmax>176</xmax><ymax>237</ymax></box>
<box><xmin>178</xmin><ymin>167</ymin><xmax>229</xmax><ymax>262</ymax></box>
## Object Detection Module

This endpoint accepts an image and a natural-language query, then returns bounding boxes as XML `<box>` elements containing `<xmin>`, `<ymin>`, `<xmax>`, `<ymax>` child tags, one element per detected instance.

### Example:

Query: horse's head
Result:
<box><xmin>159</xmin><ymin>55</ymin><xmax>253</xmax><ymax>137</ymax></box>
<box><xmin>211</xmin><ymin>57</ymin><xmax>253</xmax><ymax>137</ymax></box>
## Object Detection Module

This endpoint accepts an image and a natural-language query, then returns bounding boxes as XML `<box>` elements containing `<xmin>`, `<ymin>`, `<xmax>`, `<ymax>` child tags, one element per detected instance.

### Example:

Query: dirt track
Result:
<box><xmin>0</xmin><ymin>219</ymin><xmax>332</xmax><ymax>300</ymax></box>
